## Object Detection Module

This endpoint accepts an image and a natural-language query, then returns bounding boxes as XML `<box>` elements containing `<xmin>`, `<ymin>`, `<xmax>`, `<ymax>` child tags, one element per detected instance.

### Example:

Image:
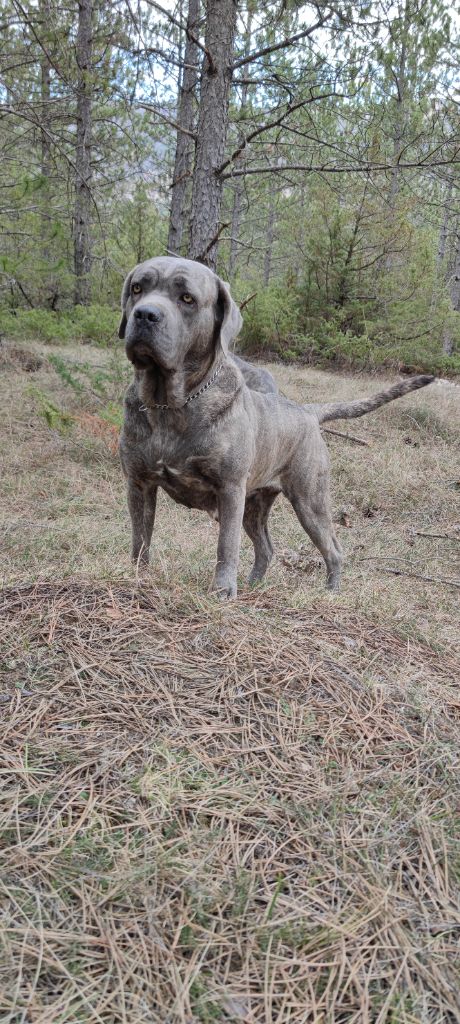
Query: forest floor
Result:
<box><xmin>1</xmin><ymin>339</ymin><xmax>460</xmax><ymax>1023</ymax></box>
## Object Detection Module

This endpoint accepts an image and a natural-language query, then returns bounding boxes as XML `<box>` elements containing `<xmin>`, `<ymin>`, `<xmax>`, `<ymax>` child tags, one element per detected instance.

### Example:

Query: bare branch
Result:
<box><xmin>239</xmin><ymin>291</ymin><xmax>257</xmax><ymax>311</ymax></box>
<box><xmin>11</xmin><ymin>0</ymin><xmax>72</xmax><ymax>89</ymax></box>
<box><xmin>219</xmin><ymin>91</ymin><xmax>346</xmax><ymax>175</ymax></box>
<box><xmin>196</xmin><ymin>222</ymin><xmax>230</xmax><ymax>263</ymax></box>
<box><xmin>131</xmin><ymin>47</ymin><xmax>198</xmax><ymax>71</ymax></box>
<box><xmin>138</xmin><ymin>103</ymin><xmax>197</xmax><ymax>139</ymax></box>
<box><xmin>143</xmin><ymin>0</ymin><xmax>212</xmax><ymax>68</ymax></box>
<box><xmin>232</xmin><ymin>17</ymin><xmax>332</xmax><ymax>70</ymax></box>
<box><xmin>222</xmin><ymin>156</ymin><xmax>460</xmax><ymax>179</ymax></box>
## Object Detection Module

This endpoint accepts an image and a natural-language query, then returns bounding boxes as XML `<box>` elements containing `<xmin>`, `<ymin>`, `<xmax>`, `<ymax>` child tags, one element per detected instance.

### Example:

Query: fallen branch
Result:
<box><xmin>380</xmin><ymin>567</ymin><xmax>460</xmax><ymax>589</ymax></box>
<box><xmin>323</xmin><ymin>427</ymin><xmax>371</xmax><ymax>447</ymax></box>
<box><xmin>415</xmin><ymin>531</ymin><xmax>460</xmax><ymax>542</ymax></box>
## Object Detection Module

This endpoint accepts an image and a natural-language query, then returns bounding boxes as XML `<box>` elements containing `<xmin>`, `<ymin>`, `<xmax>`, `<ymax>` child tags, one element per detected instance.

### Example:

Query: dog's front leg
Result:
<box><xmin>127</xmin><ymin>479</ymin><xmax>157</xmax><ymax>566</ymax></box>
<box><xmin>213</xmin><ymin>483</ymin><xmax>246</xmax><ymax>599</ymax></box>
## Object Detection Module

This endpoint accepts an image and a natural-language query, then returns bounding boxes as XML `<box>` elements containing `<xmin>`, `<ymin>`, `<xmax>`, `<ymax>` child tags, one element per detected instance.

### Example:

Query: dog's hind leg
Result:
<box><xmin>243</xmin><ymin>488</ymin><xmax>279</xmax><ymax>585</ymax></box>
<box><xmin>282</xmin><ymin>441</ymin><xmax>342</xmax><ymax>591</ymax></box>
<box><xmin>291</xmin><ymin>498</ymin><xmax>342</xmax><ymax>590</ymax></box>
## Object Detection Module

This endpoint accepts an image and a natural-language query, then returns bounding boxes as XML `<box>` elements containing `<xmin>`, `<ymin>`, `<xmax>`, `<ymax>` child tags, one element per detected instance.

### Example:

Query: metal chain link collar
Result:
<box><xmin>139</xmin><ymin>362</ymin><xmax>223</xmax><ymax>412</ymax></box>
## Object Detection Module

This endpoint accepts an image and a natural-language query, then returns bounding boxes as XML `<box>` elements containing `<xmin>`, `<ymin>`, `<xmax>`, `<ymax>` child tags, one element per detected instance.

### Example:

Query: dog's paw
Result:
<box><xmin>217</xmin><ymin>588</ymin><xmax>236</xmax><ymax>601</ymax></box>
<box><xmin>211</xmin><ymin>573</ymin><xmax>237</xmax><ymax>600</ymax></box>
<box><xmin>213</xmin><ymin>584</ymin><xmax>237</xmax><ymax>601</ymax></box>
<box><xmin>248</xmin><ymin>570</ymin><xmax>264</xmax><ymax>587</ymax></box>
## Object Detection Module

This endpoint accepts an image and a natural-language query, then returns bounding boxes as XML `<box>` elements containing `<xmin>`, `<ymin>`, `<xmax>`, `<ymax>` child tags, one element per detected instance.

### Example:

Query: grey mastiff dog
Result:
<box><xmin>118</xmin><ymin>257</ymin><xmax>434</xmax><ymax>598</ymax></box>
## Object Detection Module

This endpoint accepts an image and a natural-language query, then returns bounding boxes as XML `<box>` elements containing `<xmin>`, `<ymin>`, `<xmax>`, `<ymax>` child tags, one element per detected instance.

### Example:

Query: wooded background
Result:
<box><xmin>1</xmin><ymin>0</ymin><xmax>459</xmax><ymax>372</ymax></box>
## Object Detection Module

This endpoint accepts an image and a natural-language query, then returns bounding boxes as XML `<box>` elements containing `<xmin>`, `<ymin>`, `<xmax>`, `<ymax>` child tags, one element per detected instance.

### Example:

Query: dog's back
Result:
<box><xmin>232</xmin><ymin>354</ymin><xmax>278</xmax><ymax>395</ymax></box>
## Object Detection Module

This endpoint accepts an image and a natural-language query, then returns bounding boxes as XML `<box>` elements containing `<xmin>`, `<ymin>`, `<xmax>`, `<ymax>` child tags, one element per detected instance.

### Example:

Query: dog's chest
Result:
<box><xmin>142</xmin><ymin>434</ymin><xmax>217</xmax><ymax>510</ymax></box>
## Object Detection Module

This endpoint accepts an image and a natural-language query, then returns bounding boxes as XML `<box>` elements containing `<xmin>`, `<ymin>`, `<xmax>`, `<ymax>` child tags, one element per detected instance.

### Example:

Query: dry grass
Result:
<box><xmin>1</xmin><ymin>341</ymin><xmax>459</xmax><ymax>1022</ymax></box>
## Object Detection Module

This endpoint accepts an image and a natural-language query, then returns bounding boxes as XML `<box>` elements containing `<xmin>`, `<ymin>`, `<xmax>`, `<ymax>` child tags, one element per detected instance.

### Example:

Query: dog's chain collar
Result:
<box><xmin>139</xmin><ymin>362</ymin><xmax>223</xmax><ymax>412</ymax></box>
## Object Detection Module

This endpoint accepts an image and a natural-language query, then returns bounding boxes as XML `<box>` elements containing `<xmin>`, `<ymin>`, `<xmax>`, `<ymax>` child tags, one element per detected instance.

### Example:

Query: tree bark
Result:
<box><xmin>337</xmin><ymin>182</ymin><xmax>368</xmax><ymax>307</ymax></box>
<box><xmin>40</xmin><ymin>0</ymin><xmax>53</xmax><ymax>306</ymax></box>
<box><xmin>188</xmin><ymin>0</ymin><xmax>237</xmax><ymax>270</ymax></box>
<box><xmin>167</xmin><ymin>0</ymin><xmax>200</xmax><ymax>257</ymax></box>
<box><xmin>384</xmin><ymin>0</ymin><xmax>409</xmax><ymax>272</ymax></box>
<box><xmin>228</xmin><ymin>9</ymin><xmax>252</xmax><ymax>278</ymax></box>
<box><xmin>73</xmin><ymin>0</ymin><xmax>93</xmax><ymax>305</ymax></box>
<box><xmin>442</xmin><ymin>221</ymin><xmax>460</xmax><ymax>356</ymax></box>
<box><xmin>263</xmin><ymin>187</ymin><xmax>276</xmax><ymax>286</ymax></box>
<box><xmin>436</xmin><ymin>177</ymin><xmax>454</xmax><ymax>270</ymax></box>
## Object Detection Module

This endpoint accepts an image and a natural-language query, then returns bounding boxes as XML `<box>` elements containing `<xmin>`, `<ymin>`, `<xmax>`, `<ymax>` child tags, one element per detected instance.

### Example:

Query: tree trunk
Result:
<box><xmin>430</xmin><ymin>174</ymin><xmax>453</xmax><ymax>314</ymax></box>
<box><xmin>188</xmin><ymin>0</ymin><xmax>237</xmax><ymax>270</ymax></box>
<box><xmin>337</xmin><ymin>183</ymin><xmax>368</xmax><ymax>307</ymax></box>
<box><xmin>436</xmin><ymin>177</ymin><xmax>453</xmax><ymax>270</ymax></box>
<box><xmin>263</xmin><ymin>188</ymin><xmax>276</xmax><ymax>286</ymax></box>
<box><xmin>73</xmin><ymin>0</ymin><xmax>93</xmax><ymax>305</ymax></box>
<box><xmin>40</xmin><ymin>0</ymin><xmax>53</xmax><ymax>306</ymax></box>
<box><xmin>388</xmin><ymin>3</ymin><xmax>409</xmax><ymax>212</ymax></box>
<box><xmin>385</xmin><ymin>0</ymin><xmax>409</xmax><ymax>271</ymax></box>
<box><xmin>167</xmin><ymin>0</ymin><xmax>200</xmax><ymax>257</ymax></box>
<box><xmin>228</xmin><ymin>10</ymin><xmax>252</xmax><ymax>278</ymax></box>
<box><xmin>442</xmin><ymin>222</ymin><xmax>460</xmax><ymax>356</ymax></box>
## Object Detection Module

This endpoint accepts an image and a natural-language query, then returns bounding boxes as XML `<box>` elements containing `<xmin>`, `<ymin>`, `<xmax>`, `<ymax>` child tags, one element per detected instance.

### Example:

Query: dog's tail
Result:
<box><xmin>305</xmin><ymin>375</ymin><xmax>435</xmax><ymax>424</ymax></box>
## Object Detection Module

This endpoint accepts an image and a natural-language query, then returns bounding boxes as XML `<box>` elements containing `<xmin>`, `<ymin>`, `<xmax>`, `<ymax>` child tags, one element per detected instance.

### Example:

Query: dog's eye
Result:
<box><xmin>132</xmin><ymin>283</ymin><xmax>142</xmax><ymax>295</ymax></box>
<box><xmin>180</xmin><ymin>293</ymin><xmax>194</xmax><ymax>304</ymax></box>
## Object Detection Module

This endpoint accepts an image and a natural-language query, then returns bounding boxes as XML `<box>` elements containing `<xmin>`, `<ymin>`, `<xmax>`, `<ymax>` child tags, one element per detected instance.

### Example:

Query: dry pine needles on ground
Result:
<box><xmin>1</xmin><ymin>342</ymin><xmax>460</xmax><ymax>1022</ymax></box>
<box><xmin>1</xmin><ymin>580</ymin><xmax>459</xmax><ymax>1023</ymax></box>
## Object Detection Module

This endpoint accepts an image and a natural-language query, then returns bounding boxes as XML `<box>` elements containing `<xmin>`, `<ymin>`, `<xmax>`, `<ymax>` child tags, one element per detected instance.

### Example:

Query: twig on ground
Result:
<box><xmin>415</xmin><ymin>531</ymin><xmax>460</xmax><ymax>541</ymax></box>
<box><xmin>323</xmin><ymin>427</ymin><xmax>371</xmax><ymax>447</ymax></box>
<box><xmin>380</xmin><ymin>567</ymin><xmax>460</xmax><ymax>589</ymax></box>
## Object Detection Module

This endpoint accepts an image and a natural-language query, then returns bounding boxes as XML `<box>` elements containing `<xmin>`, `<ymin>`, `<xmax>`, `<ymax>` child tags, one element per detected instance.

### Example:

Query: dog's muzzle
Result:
<box><xmin>125</xmin><ymin>305</ymin><xmax>166</xmax><ymax>368</ymax></box>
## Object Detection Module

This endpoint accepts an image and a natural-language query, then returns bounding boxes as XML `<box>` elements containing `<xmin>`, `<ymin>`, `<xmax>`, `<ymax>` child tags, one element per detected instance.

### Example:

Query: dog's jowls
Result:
<box><xmin>118</xmin><ymin>256</ymin><xmax>434</xmax><ymax>598</ymax></box>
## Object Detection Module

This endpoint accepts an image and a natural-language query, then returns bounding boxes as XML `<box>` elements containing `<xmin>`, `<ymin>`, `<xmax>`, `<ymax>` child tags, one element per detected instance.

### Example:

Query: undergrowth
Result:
<box><xmin>0</xmin><ymin>304</ymin><xmax>119</xmax><ymax>344</ymax></box>
<box><xmin>2</xmin><ymin>295</ymin><xmax>459</xmax><ymax>375</ymax></box>
<box><xmin>238</xmin><ymin>285</ymin><xmax>460</xmax><ymax>376</ymax></box>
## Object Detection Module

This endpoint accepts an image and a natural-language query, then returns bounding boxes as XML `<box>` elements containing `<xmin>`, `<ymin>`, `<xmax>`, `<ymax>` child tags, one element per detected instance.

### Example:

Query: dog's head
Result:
<box><xmin>119</xmin><ymin>257</ymin><xmax>242</xmax><ymax>374</ymax></box>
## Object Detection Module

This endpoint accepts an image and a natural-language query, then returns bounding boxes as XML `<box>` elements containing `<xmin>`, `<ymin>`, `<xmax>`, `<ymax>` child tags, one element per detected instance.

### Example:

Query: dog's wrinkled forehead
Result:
<box><xmin>131</xmin><ymin>263</ymin><xmax>159</xmax><ymax>290</ymax></box>
<box><xmin>130</xmin><ymin>257</ymin><xmax>216</xmax><ymax>302</ymax></box>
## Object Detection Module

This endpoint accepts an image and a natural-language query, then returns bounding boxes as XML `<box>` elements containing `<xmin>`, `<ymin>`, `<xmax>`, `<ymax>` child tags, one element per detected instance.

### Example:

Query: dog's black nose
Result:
<box><xmin>134</xmin><ymin>306</ymin><xmax>163</xmax><ymax>324</ymax></box>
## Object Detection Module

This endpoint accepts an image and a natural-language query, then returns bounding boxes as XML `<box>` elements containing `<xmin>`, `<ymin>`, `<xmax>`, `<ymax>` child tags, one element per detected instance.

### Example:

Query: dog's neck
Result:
<box><xmin>136</xmin><ymin>347</ymin><xmax>225</xmax><ymax>412</ymax></box>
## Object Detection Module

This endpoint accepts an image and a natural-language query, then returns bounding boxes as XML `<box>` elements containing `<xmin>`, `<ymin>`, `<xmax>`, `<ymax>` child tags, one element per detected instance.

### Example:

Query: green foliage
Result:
<box><xmin>240</xmin><ymin>296</ymin><xmax>460</xmax><ymax>375</ymax></box>
<box><xmin>48</xmin><ymin>355</ymin><xmax>85</xmax><ymax>393</ymax></box>
<box><xmin>27</xmin><ymin>386</ymin><xmax>73</xmax><ymax>433</ymax></box>
<box><xmin>0</xmin><ymin>306</ymin><xmax>119</xmax><ymax>345</ymax></box>
<box><xmin>48</xmin><ymin>354</ymin><xmax>129</xmax><ymax>415</ymax></box>
<box><xmin>1</xmin><ymin>309</ymin><xmax>73</xmax><ymax>343</ymax></box>
<box><xmin>239</xmin><ymin>283</ymin><xmax>303</xmax><ymax>352</ymax></box>
<box><xmin>68</xmin><ymin>305</ymin><xmax>120</xmax><ymax>344</ymax></box>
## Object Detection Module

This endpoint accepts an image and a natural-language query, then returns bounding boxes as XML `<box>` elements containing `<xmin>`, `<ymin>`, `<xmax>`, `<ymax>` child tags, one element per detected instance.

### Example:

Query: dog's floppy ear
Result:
<box><xmin>215</xmin><ymin>277</ymin><xmax>243</xmax><ymax>353</ymax></box>
<box><xmin>118</xmin><ymin>270</ymin><xmax>133</xmax><ymax>339</ymax></box>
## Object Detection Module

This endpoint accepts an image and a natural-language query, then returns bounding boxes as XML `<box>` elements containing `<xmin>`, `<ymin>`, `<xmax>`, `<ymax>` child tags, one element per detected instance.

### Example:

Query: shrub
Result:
<box><xmin>1</xmin><ymin>308</ymin><xmax>73</xmax><ymax>343</ymax></box>
<box><xmin>239</xmin><ymin>293</ymin><xmax>460</xmax><ymax>376</ymax></box>
<box><xmin>0</xmin><ymin>305</ymin><xmax>119</xmax><ymax>346</ymax></box>
<box><xmin>240</xmin><ymin>284</ymin><xmax>303</xmax><ymax>354</ymax></box>
<box><xmin>68</xmin><ymin>305</ymin><xmax>119</xmax><ymax>344</ymax></box>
